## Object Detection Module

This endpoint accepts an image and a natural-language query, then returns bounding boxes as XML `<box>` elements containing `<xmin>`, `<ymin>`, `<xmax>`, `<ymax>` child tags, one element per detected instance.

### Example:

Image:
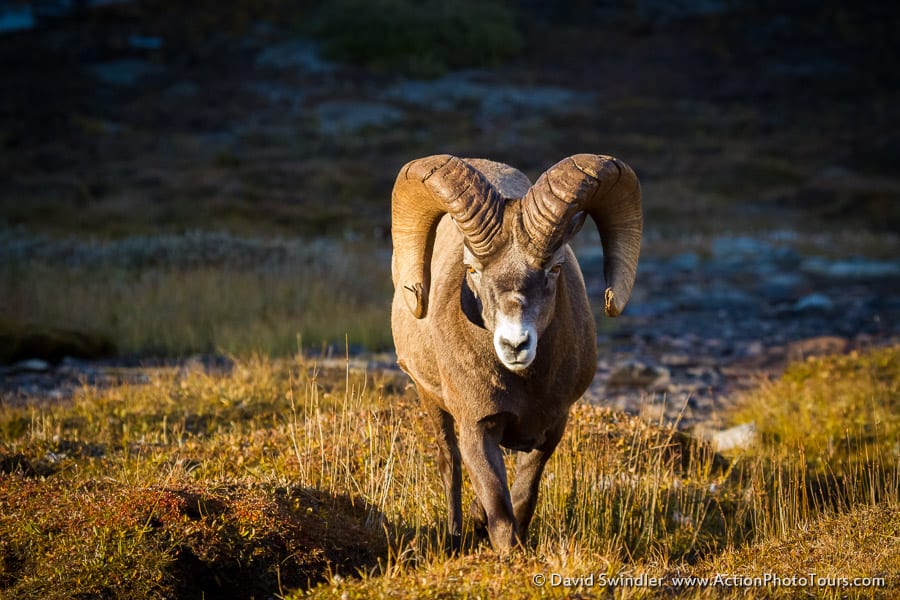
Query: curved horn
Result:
<box><xmin>523</xmin><ymin>154</ymin><xmax>642</xmax><ymax>317</ymax></box>
<box><xmin>392</xmin><ymin>154</ymin><xmax>505</xmax><ymax>318</ymax></box>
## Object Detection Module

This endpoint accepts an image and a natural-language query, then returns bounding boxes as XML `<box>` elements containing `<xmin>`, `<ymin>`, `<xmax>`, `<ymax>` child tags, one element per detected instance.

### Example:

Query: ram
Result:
<box><xmin>391</xmin><ymin>154</ymin><xmax>642</xmax><ymax>553</ymax></box>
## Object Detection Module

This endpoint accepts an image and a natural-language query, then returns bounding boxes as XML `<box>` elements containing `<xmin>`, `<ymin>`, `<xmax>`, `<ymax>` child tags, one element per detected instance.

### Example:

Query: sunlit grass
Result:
<box><xmin>1</xmin><ymin>347</ymin><xmax>898</xmax><ymax>598</ymax></box>
<box><xmin>729</xmin><ymin>345</ymin><xmax>900</xmax><ymax>472</ymax></box>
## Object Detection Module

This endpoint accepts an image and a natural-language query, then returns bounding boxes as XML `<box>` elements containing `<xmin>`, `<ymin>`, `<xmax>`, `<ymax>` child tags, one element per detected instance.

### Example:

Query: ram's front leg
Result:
<box><xmin>510</xmin><ymin>416</ymin><xmax>567</xmax><ymax>543</ymax></box>
<box><xmin>458</xmin><ymin>415</ymin><xmax>518</xmax><ymax>553</ymax></box>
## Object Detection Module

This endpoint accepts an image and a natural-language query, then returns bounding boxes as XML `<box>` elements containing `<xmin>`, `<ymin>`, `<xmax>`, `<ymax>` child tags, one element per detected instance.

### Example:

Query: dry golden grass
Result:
<box><xmin>0</xmin><ymin>234</ymin><xmax>394</xmax><ymax>359</ymax></box>
<box><xmin>1</xmin><ymin>347</ymin><xmax>898</xmax><ymax>599</ymax></box>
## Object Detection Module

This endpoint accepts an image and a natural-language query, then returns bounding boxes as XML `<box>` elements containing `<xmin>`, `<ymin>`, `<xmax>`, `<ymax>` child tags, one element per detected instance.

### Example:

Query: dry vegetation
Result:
<box><xmin>1</xmin><ymin>346</ymin><xmax>897</xmax><ymax>598</ymax></box>
<box><xmin>0</xmin><ymin>232</ymin><xmax>394</xmax><ymax>360</ymax></box>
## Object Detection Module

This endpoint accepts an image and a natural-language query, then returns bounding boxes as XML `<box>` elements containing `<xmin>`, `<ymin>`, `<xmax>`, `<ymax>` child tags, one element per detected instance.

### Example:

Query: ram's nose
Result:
<box><xmin>493</xmin><ymin>319</ymin><xmax>537</xmax><ymax>372</ymax></box>
<box><xmin>498</xmin><ymin>330</ymin><xmax>531</xmax><ymax>355</ymax></box>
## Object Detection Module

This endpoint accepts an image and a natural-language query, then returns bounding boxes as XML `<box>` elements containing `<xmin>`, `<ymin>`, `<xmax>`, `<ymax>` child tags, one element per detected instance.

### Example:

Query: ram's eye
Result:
<box><xmin>549</xmin><ymin>264</ymin><xmax>562</xmax><ymax>275</ymax></box>
<box><xmin>466</xmin><ymin>265</ymin><xmax>477</xmax><ymax>274</ymax></box>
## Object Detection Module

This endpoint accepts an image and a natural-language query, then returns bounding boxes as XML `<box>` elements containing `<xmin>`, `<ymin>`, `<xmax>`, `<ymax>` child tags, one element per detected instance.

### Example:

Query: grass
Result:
<box><xmin>1</xmin><ymin>346</ymin><xmax>898</xmax><ymax>598</ymax></box>
<box><xmin>0</xmin><ymin>231</ymin><xmax>394</xmax><ymax>359</ymax></box>
<box><xmin>729</xmin><ymin>346</ymin><xmax>900</xmax><ymax>473</ymax></box>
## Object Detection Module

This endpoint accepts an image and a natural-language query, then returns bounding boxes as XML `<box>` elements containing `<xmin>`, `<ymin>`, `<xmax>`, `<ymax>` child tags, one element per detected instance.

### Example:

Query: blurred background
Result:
<box><xmin>1</xmin><ymin>0</ymin><xmax>897</xmax><ymax>404</ymax></box>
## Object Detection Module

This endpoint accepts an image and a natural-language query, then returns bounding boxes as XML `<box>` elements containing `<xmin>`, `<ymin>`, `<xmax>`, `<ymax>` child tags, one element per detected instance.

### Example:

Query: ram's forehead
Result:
<box><xmin>477</xmin><ymin>239</ymin><xmax>562</xmax><ymax>274</ymax></box>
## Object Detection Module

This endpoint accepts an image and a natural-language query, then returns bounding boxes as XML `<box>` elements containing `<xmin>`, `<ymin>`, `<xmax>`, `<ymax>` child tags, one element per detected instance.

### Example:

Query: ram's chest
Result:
<box><xmin>497</xmin><ymin>391</ymin><xmax>572</xmax><ymax>451</ymax></box>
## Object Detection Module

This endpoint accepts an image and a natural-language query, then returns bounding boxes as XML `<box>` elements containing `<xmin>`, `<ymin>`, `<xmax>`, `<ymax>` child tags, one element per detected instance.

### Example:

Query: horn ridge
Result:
<box><xmin>392</xmin><ymin>154</ymin><xmax>505</xmax><ymax>318</ymax></box>
<box><xmin>522</xmin><ymin>154</ymin><xmax>642</xmax><ymax>317</ymax></box>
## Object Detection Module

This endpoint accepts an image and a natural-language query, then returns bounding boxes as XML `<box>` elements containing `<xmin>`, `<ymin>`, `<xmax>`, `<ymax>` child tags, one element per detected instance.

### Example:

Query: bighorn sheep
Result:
<box><xmin>390</xmin><ymin>154</ymin><xmax>642</xmax><ymax>553</ymax></box>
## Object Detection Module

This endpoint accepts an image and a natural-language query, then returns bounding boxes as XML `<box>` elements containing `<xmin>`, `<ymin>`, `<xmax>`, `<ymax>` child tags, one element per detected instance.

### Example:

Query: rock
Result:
<box><xmin>660</xmin><ymin>353</ymin><xmax>695</xmax><ymax>367</ymax></box>
<box><xmin>315</xmin><ymin>101</ymin><xmax>405</xmax><ymax>136</ymax></box>
<box><xmin>706</xmin><ymin>423</ymin><xmax>757</xmax><ymax>452</ymax></box>
<box><xmin>607</xmin><ymin>361</ymin><xmax>670</xmax><ymax>389</ymax></box>
<box><xmin>10</xmin><ymin>359</ymin><xmax>51</xmax><ymax>373</ymax></box>
<box><xmin>793</xmin><ymin>293</ymin><xmax>834</xmax><ymax>313</ymax></box>
<box><xmin>800</xmin><ymin>257</ymin><xmax>900</xmax><ymax>279</ymax></box>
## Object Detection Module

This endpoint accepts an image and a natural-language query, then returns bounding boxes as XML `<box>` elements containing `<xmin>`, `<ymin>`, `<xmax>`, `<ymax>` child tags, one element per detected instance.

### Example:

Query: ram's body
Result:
<box><xmin>390</xmin><ymin>154</ymin><xmax>642</xmax><ymax>553</ymax></box>
<box><xmin>392</xmin><ymin>213</ymin><xmax>597</xmax><ymax>448</ymax></box>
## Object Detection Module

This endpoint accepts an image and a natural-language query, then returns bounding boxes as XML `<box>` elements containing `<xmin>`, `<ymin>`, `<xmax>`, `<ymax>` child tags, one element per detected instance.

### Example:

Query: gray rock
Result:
<box><xmin>800</xmin><ymin>257</ymin><xmax>900</xmax><ymax>279</ymax></box>
<box><xmin>12</xmin><ymin>359</ymin><xmax>51</xmax><ymax>373</ymax></box>
<box><xmin>793</xmin><ymin>293</ymin><xmax>834</xmax><ymax>313</ymax></box>
<box><xmin>315</xmin><ymin>101</ymin><xmax>405</xmax><ymax>136</ymax></box>
<box><xmin>607</xmin><ymin>361</ymin><xmax>670</xmax><ymax>389</ymax></box>
<box><xmin>704</xmin><ymin>423</ymin><xmax>757</xmax><ymax>453</ymax></box>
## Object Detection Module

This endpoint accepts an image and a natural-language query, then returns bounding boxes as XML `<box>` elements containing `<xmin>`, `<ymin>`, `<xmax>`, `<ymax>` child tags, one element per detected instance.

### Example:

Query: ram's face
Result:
<box><xmin>463</xmin><ymin>244</ymin><xmax>565</xmax><ymax>372</ymax></box>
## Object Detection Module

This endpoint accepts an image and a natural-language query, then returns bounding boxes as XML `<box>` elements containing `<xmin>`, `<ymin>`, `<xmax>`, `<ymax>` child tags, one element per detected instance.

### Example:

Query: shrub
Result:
<box><xmin>307</xmin><ymin>0</ymin><xmax>523</xmax><ymax>77</ymax></box>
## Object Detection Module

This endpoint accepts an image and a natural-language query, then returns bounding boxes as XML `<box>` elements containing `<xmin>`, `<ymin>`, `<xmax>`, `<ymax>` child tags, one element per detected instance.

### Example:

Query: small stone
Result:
<box><xmin>707</xmin><ymin>423</ymin><xmax>757</xmax><ymax>452</ymax></box>
<box><xmin>660</xmin><ymin>353</ymin><xmax>694</xmax><ymax>367</ymax></box>
<box><xmin>607</xmin><ymin>361</ymin><xmax>671</xmax><ymax>389</ymax></box>
<box><xmin>12</xmin><ymin>359</ymin><xmax>51</xmax><ymax>373</ymax></box>
<box><xmin>793</xmin><ymin>293</ymin><xmax>834</xmax><ymax>312</ymax></box>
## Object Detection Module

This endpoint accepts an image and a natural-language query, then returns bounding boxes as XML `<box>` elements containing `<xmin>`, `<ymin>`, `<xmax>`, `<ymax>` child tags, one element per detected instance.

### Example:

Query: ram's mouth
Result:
<box><xmin>502</xmin><ymin>359</ymin><xmax>533</xmax><ymax>373</ymax></box>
